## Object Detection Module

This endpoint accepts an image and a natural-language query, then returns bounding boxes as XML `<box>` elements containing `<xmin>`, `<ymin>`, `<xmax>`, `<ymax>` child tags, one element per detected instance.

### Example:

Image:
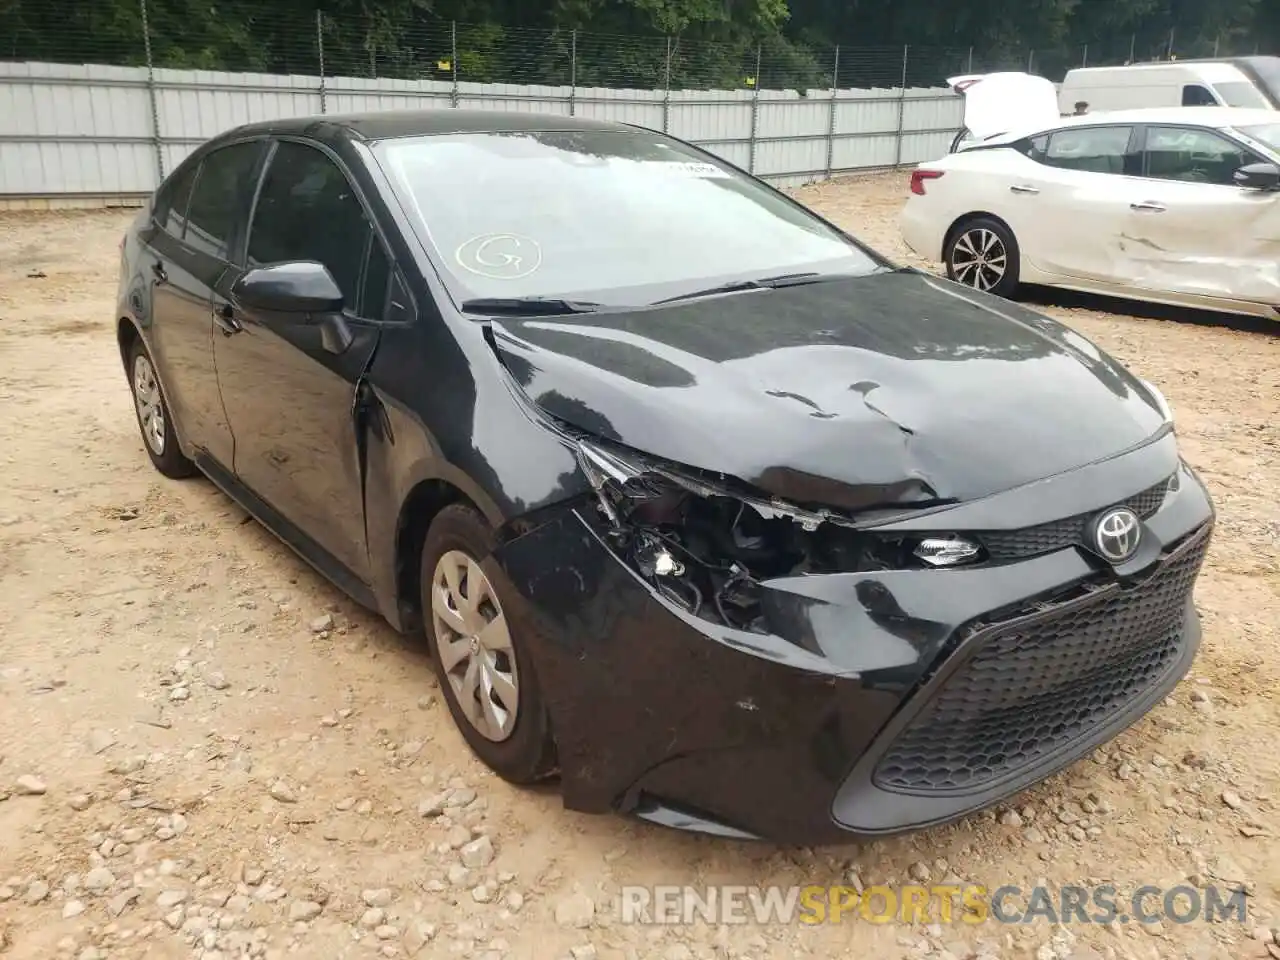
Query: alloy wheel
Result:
<box><xmin>951</xmin><ymin>228</ymin><xmax>1007</xmax><ymax>292</ymax></box>
<box><xmin>132</xmin><ymin>353</ymin><xmax>166</xmax><ymax>455</ymax></box>
<box><xmin>430</xmin><ymin>549</ymin><xmax>520</xmax><ymax>742</ymax></box>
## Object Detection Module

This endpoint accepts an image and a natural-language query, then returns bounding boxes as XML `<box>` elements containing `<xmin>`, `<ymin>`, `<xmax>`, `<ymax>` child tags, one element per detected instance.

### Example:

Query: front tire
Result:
<box><xmin>945</xmin><ymin>216</ymin><xmax>1020</xmax><ymax>298</ymax></box>
<box><xmin>127</xmin><ymin>337</ymin><xmax>195</xmax><ymax>479</ymax></box>
<box><xmin>420</xmin><ymin>503</ymin><xmax>556</xmax><ymax>784</ymax></box>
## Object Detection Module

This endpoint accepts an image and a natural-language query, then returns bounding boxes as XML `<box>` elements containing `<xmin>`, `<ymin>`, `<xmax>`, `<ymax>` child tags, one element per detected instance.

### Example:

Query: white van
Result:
<box><xmin>1059</xmin><ymin>58</ymin><xmax>1280</xmax><ymax>113</ymax></box>
<box><xmin>945</xmin><ymin>57</ymin><xmax>1280</xmax><ymax>153</ymax></box>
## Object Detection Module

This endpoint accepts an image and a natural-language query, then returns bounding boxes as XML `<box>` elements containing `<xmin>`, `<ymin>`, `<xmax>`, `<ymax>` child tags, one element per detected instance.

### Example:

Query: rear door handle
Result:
<box><xmin>1130</xmin><ymin>201</ymin><xmax>1166</xmax><ymax>212</ymax></box>
<box><xmin>1009</xmin><ymin>184</ymin><xmax>1040</xmax><ymax>194</ymax></box>
<box><xmin>213</xmin><ymin>303</ymin><xmax>242</xmax><ymax>337</ymax></box>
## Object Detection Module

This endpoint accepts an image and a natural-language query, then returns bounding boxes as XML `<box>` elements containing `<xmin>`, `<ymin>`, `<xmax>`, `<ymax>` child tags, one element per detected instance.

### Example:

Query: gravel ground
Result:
<box><xmin>0</xmin><ymin>171</ymin><xmax>1277</xmax><ymax>960</ymax></box>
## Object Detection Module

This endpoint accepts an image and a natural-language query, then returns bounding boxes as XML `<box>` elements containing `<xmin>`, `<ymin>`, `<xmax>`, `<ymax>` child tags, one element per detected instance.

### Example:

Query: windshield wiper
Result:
<box><xmin>460</xmin><ymin>296</ymin><xmax>603</xmax><ymax>316</ymax></box>
<box><xmin>653</xmin><ymin>272</ymin><xmax>854</xmax><ymax>305</ymax></box>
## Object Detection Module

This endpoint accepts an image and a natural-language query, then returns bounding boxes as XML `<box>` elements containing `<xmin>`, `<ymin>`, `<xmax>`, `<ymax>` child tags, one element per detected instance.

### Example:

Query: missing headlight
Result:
<box><xmin>574</xmin><ymin>440</ymin><xmax>948</xmax><ymax>632</ymax></box>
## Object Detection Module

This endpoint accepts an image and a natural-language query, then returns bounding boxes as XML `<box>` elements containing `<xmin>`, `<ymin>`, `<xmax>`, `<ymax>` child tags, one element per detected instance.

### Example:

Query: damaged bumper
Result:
<box><xmin>493</xmin><ymin>442</ymin><xmax>1214</xmax><ymax>844</ymax></box>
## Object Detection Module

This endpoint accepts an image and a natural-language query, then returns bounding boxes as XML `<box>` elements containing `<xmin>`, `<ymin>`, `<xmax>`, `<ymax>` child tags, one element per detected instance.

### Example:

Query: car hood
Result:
<box><xmin>948</xmin><ymin>71</ymin><xmax>1062</xmax><ymax>140</ymax></box>
<box><xmin>487</xmin><ymin>270</ymin><xmax>1167</xmax><ymax>512</ymax></box>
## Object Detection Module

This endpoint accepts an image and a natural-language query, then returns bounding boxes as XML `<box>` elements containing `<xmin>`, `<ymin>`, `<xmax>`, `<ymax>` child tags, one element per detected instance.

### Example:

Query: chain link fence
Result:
<box><xmin>0</xmin><ymin>0</ymin><xmax>1268</xmax><ymax>90</ymax></box>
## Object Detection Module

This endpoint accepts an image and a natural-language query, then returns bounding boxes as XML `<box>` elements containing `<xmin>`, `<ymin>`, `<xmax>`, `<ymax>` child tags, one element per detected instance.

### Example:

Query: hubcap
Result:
<box><xmin>951</xmin><ymin>228</ymin><xmax>1007</xmax><ymax>291</ymax></box>
<box><xmin>430</xmin><ymin>550</ymin><xmax>519</xmax><ymax>742</ymax></box>
<box><xmin>132</xmin><ymin>353</ymin><xmax>166</xmax><ymax>455</ymax></box>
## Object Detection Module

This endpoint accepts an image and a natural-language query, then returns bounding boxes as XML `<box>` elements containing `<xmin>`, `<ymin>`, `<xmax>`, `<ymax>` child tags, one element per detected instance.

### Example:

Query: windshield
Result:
<box><xmin>1237</xmin><ymin>123</ymin><xmax>1280</xmax><ymax>154</ymax></box>
<box><xmin>1213</xmin><ymin>82</ymin><xmax>1269</xmax><ymax>108</ymax></box>
<box><xmin>375</xmin><ymin>129</ymin><xmax>883</xmax><ymax>306</ymax></box>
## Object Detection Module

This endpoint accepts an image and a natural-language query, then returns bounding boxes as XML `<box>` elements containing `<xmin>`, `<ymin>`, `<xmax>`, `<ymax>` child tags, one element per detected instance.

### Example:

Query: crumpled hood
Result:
<box><xmin>488</xmin><ymin>270</ymin><xmax>1167</xmax><ymax>511</ymax></box>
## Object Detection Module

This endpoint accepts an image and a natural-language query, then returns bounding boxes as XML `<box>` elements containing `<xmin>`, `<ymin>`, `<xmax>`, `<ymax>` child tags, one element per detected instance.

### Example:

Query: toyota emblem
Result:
<box><xmin>1091</xmin><ymin>507</ymin><xmax>1141</xmax><ymax>563</ymax></box>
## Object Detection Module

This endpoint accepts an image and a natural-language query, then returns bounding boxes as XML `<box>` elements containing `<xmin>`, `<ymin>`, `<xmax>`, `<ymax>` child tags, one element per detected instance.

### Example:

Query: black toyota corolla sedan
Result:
<box><xmin>116</xmin><ymin>109</ymin><xmax>1213</xmax><ymax>843</ymax></box>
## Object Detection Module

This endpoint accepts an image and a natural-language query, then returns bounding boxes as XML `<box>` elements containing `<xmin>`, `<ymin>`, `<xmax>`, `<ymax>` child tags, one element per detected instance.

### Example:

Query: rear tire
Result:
<box><xmin>420</xmin><ymin>503</ymin><xmax>557</xmax><ymax>784</ymax></box>
<box><xmin>944</xmin><ymin>216</ymin><xmax>1020</xmax><ymax>299</ymax></box>
<box><xmin>127</xmin><ymin>337</ymin><xmax>196</xmax><ymax>479</ymax></box>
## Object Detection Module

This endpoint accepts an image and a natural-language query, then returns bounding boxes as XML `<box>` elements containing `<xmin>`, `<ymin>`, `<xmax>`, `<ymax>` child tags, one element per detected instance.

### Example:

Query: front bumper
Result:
<box><xmin>494</xmin><ymin>444</ymin><xmax>1214</xmax><ymax>845</ymax></box>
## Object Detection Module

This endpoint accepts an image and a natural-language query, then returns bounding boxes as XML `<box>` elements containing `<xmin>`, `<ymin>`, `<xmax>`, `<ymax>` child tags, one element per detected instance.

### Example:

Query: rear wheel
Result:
<box><xmin>127</xmin><ymin>337</ymin><xmax>195</xmax><ymax>479</ymax></box>
<box><xmin>945</xmin><ymin>216</ymin><xmax>1020</xmax><ymax>298</ymax></box>
<box><xmin>420</xmin><ymin>503</ymin><xmax>556</xmax><ymax>784</ymax></box>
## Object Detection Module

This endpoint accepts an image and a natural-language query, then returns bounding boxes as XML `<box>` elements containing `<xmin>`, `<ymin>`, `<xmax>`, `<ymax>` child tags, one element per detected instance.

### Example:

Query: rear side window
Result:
<box><xmin>248</xmin><ymin>141</ymin><xmax>383</xmax><ymax>314</ymax></box>
<box><xmin>1181</xmin><ymin>84</ymin><xmax>1217</xmax><ymax>106</ymax></box>
<box><xmin>1143</xmin><ymin>126</ymin><xmax>1259</xmax><ymax>185</ymax></box>
<box><xmin>1031</xmin><ymin>126</ymin><xmax>1139</xmax><ymax>175</ymax></box>
<box><xmin>184</xmin><ymin>142</ymin><xmax>265</xmax><ymax>260</ymax></box>
<box><xmin>153</xmin><ymin>163</ymin><xmax>198</xmax><ymax>238</ymax></box>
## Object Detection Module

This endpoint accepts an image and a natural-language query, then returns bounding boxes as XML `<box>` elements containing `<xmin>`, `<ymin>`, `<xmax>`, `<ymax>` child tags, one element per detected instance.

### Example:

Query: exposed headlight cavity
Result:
<box><xmin>574</xmin><ymin>440</ymin><xmax>974</xmax><ymax>632</ymax></box>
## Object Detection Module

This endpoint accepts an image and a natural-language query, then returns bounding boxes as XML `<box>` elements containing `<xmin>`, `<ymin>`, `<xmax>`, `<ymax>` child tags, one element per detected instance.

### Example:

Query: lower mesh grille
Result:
<box><xmin>873</xmin><ymin>524</ymin><xmax>1210</xmax><ymax>795</ymax></box>
<box><xmin>977</xmin><ymin>476</ymin><xmax>1172</xmax><ymax>561</ymax></box>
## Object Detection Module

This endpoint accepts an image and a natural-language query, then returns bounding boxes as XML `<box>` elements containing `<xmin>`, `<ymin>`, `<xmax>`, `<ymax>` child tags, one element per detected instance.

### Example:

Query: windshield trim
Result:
<box><xmin>370</xmin><ymin>128</ymin><xmax>894</xmax><ymax>314</ymax></box>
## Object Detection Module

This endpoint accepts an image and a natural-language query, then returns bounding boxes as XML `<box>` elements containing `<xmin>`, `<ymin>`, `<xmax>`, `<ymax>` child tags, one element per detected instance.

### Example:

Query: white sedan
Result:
<box><xmin>900</xmin><ymin>107</ymin><xmax>1280</xmax><ymax>319</ymax></box>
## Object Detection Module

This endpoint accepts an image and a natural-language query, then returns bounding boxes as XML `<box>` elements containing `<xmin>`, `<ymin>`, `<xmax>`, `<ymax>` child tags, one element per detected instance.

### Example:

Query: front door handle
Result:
<box><xmin>1009</xmin><ymin>184</ymin><xmax>1040</xmax><ymax>194</ymax></box>
<box><xmin>213</xmin><ymin>303</ymin><xmax>242</xmax><ymax>337</ymax></box>
<box><xmin>1130</xmin><ymin>201</ymin><xmax>1166</xmax><ymax>212</ymax></box>
<box><xmin>151</xmin><ymin>261</ymin><xmax>167</xmax><ymax>284</ymax></box>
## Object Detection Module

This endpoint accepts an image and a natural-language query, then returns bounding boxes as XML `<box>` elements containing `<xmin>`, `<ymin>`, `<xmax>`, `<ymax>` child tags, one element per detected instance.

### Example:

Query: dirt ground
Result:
<box><xmin>0</xmin><ymin>172</ymin><xmax>1277</xmax><ymax>960</ymax></box>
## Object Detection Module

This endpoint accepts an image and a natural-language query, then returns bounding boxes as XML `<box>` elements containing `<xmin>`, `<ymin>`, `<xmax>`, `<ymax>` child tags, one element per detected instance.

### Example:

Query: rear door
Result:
<box><xmin>1120</xmin><ymin>124</ymin><xmax>1280</xmax><ymax>303</ymax></box>
<box><xmin>1000</xmin><ymin>124</ymin><xmax>1143</xmax><ymax>283</ymax></box>
<box><xmin>141</xmin><ymin>141</ymin><xmax>266</xmax><ymax>468</ymax></box>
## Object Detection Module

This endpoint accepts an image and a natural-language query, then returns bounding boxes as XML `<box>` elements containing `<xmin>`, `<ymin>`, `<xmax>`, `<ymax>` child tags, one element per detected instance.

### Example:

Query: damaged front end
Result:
<box><xmin>572</xmin><ymin>437</ymin><xmax>982</xmax><ymax>635</ymax></box>
<box><xmin>478</xmin><ymin>306</ymin><xmax>1210</xmax><ymax>842</ymax></box>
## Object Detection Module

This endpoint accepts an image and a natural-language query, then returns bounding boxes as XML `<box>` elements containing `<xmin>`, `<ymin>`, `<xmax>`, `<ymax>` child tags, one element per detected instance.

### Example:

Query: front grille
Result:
<box><xmin>873</xmin><ymin>523</ymin><xmax>1210</xmax><ymax>795</ymax></box>
<box><xmin>977</xmin><ymin>476</ymin><xmax>1172</xmax><ymax>562</ymax></box>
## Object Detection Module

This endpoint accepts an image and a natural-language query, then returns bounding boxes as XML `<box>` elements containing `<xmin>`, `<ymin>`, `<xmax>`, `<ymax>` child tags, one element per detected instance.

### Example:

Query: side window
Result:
<box><xmin>184</xmin><ymin>142</ymin><xmax>264</xmax><ymax>259</ymax></box>
<box><xmin>1143</xmin><ymin>126</ymin><xmax>1258</xmax><ymax>185</ymax></box>
<box><xmin>1025</xmin><ymin>134</ymin><xmax>1049</xmax><ymax>162</ymax></box>
<box><xmin>248</xmin><ymin>141</ymin><xmax>375</xmax><ymax>311</ymax></box>
<box><xmin>153</xmin><ymin>163</ymin><xmax>198</xmax><ymax>238</ymax></box>
<box><xmin>359</xmin><ymin>237</ymin><xmax>392</xmax><ymax>318</ymax></box>
<box><xmin>1181</xmin><ymin>84</ymin><xmax>1217</xmax><ymax>107</ymax></box>
<box><xmin>1037</xmin><ymin>126</ymin><xmax>1138</xmax><ymax>175</ymax></box>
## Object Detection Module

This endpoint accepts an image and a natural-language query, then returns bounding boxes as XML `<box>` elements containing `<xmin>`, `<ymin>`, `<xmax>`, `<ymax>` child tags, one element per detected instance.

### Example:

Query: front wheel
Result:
<box><xmin>420</xmin><ymin>503</ymin><xmax>557</xmax><ymax>784</ymax></box>
<box><xmin>945</xmin><ymin>216</ymin><xmax>1020</xmax><ymax>298</ymax></box>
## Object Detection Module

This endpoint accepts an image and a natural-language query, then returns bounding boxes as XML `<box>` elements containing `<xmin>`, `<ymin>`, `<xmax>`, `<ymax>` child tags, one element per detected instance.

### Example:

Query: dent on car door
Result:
<box><xmin>1121</xmin><ymin>125</ymin><xmax>1280</xmax><ymax>302</ymax></box>
<box><xmin>213</xmin><ymin>139</ymin><xmax>386</xmax><ymax>586</ymax></box>
<box><xmin>142</xmin><ymin>143</ymin><xmax>264</xmax><ymax>467</ymax></box>
<box><xmin>1014</xmin><ymin>125</ymin><xmax>1142</xmax><ymax>283</ymax></box>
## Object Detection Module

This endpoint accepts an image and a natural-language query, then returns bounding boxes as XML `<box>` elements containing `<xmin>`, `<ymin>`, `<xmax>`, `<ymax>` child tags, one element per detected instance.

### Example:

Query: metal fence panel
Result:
<box><xmin>0</xmin><ymin>56</ymin><xmax>967</xmax><ymax>202</ymax></box>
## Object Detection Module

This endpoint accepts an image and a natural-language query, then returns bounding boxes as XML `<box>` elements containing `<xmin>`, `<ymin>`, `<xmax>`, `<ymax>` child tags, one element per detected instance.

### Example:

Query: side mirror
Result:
<box><xmin>233</xmin><ymin>261</ymin><xmax>344</xmax><ymax>313</ymax></box>
<box><xmin>1233</xmin><ymin>162</ymin><xmax>1280</xmax><ymax>191</ymax></box>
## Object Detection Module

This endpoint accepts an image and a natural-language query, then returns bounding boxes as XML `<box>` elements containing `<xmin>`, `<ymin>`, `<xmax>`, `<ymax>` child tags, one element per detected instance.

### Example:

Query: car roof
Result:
<box><xmin>211</xmin><ymin>108</ymin><xmax>633</xmax><ymax>147</ymax></box>
<box><xmin>985</xmin><ymin>105</ymin><xmax>1279</xmax><ymax>144</ymax></box>
<box><xmin>1066</xmin><ymin>62</ymin><xmax>1245</xmax><ymax>81</ymax></box>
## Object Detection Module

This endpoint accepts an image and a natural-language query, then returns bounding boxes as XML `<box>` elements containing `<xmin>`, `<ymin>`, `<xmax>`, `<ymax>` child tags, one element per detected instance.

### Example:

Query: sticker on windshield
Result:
<box><xmin>455</xmin><ymin>234</ymin><xmax>542</xmax><ymax>280</ymax></box>
<box><xmin>650</xmin><ymin>161</ymin><xmax>731</xmax><ymax>179</ymax></box>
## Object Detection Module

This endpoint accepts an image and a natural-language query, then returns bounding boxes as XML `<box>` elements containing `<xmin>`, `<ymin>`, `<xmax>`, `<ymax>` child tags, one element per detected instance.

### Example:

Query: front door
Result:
<box><xmin>1121</xmin><ymin>124</ymin><xmax>1280</xmax><ymax>304</ymax></box>
<box><xmin>213</xmin><ymin>139</ymin><xmax>390</xmax><ymax>583</ymax></box>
